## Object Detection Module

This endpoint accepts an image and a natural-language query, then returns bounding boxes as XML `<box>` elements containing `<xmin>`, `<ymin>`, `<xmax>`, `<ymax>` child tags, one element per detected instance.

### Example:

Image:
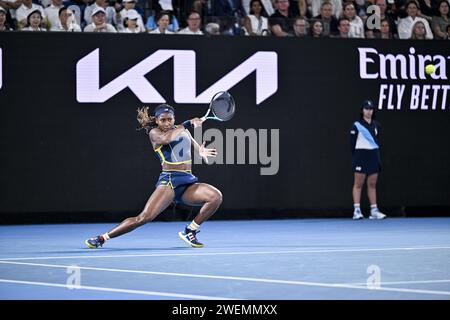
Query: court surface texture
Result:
<box><xmin>1</xmin><ymin>218</ymin><xmax>449</xmax><ymax>300</ymax></box>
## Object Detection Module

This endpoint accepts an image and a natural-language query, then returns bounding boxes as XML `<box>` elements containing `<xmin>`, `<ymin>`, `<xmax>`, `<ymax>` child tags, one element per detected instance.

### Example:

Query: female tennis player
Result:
<box><xmin>350</xmin><ymin>100</ymin><xmax>386</xmax><ymax>220</ymax></box>
<box><xmin>85</xmin><ymin>104</ymin><xmax>222</xmax><ymax>248</ymax></box>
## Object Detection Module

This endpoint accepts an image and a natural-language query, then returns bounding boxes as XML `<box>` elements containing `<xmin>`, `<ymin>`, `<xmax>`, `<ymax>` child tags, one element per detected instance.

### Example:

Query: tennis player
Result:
<box><xmin>350</xmin><ymin>100</ymin><xmax>386</xmax><ymax>220</ymax></box>
<box><xmin>85</xmin><ymin>104</ymin><xmax>222</xmax><ymax>248</ymax></box>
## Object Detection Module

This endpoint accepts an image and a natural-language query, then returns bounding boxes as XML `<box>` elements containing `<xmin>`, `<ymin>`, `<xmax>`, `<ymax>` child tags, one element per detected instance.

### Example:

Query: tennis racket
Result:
<box><xmin>200</xmin><ymin>91</ymin><xmax>236</xmax><ymax>123</ymax></box>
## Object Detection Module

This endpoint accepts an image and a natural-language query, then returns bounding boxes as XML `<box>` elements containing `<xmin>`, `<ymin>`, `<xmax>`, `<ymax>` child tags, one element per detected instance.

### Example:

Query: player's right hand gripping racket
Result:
<box><xmin>201</xmin><ymin>91</ymin><xmax>236</xmax><ymax>123</ymax></box>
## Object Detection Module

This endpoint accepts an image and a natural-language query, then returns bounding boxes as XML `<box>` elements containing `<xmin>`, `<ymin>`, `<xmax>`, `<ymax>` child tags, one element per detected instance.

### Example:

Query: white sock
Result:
<box><xmin>370</xmin><ymin>204</ymin><xmax>378</xmax><ymax>213</ymax></box>
<box><xmin>187</xmin><ymin>221</ymin><xmax>200</xmax><ymax>231</ymax></box>
<box><xmin>354</xmin><ymin>204</ymin><xmax>361</xmax><ymax>212</ymax></box>
<box><xmin>102</xmin><ymin>233</ymin><xmax>110</xmax><ymax>241</ymax></box>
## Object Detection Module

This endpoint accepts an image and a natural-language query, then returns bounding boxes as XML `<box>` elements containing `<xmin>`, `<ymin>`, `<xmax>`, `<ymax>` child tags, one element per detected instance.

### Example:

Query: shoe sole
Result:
<box><xmin>353</xmin><ymin>216</ymin><xmax>364</xmax><ymax>220</ymax></box>
<box><xmin>369</xmin><ymin>216</ymin><xmax>386</xmax><ymax>220</ymax></box>
<box><xmin>178</xmin><ymin>232</ymin><xmax>204</xmax><ymax>248</ymax></box>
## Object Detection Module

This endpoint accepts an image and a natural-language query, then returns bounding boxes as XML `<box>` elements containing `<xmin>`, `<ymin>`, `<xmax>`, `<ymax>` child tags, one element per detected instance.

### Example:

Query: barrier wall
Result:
<box><xmin>1</xmin><ymin>33</ymin><xmax>449</xmax><ymax>222</ymax></box>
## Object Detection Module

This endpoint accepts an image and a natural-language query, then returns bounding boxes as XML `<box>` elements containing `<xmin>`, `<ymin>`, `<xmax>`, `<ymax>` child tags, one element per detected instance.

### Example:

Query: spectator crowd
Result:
<box><xmin>0</xmin><ymin>0</ymin><xmax>449</xmax><ymax>39</ymax></box>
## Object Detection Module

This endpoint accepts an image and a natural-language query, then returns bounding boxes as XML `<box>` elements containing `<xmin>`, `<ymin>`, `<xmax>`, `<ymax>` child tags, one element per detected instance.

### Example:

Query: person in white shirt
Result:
<box><xmin>21</xmin><ymin>8</ymin><xmax>46</xmax><ymax>31</ymax></box>
<box><xmin>51</xmin><ymin>6</ymin><xmax>81</xmax><ymax>31</ymax></box>
<box><xmin>0</xmin><ymin>0</ymin><xmax>21</xmax><ymax>21</ymax></box>
<box><xmin>84</xmin><ymin>0</ymin><xmax>115</xmax><ymax>26</ymax></box>
<box><xmin>44</xmin><ymin>0</ymin><xmax>63</xmax><ymax>30</ymax></box>
<box><xmin>342</xmin><ymin>1</ymin><xmax>364</xmax><ymax>38</ymax></box>
<box><xmin>16</xmin><ymin>0</ymin><xmax>47</xmax><ymax>29</ymax></box>
<box><xmin>398</xmin><ymin>0</ymin><xmax>433</xmax><ymax>39</ymax></box>
<box><xmin>177</xmin><ymin>10</ymin><xmax>203</xmax><ymax>35</ymax></box>
<box><xmin>243</xmin><ymin>0</ymin><xmax>269</xmax><ymax>36</ymax></box>
<box><xmin>114</xmin><ymin>0</ymin><xmax>145</xmax><ymax>32</ymax></box>
<box><xmin>83</xmin><ymin>6</ymin><xmax>117</xmax><ymax>32</ymax></box>
<box><xmin>119</xmin><ymin>9</ymin><xmax>144</xmax><ymax>33</ymax></box>
<box><xmin>149</xmin><ymin>10</ymin><xmax>173</xmax><ymax>34</ymax></box>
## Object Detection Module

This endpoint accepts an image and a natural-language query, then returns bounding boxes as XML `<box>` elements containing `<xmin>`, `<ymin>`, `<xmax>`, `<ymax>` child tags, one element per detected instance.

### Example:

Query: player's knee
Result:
<box><xmin>367</xmin><ymin>181</ymin><xmax>377</xmax><ymax>189</ymax></box>
<box><xmin>212</xmin><ymin>190</ymin><xmax>223</xmax><ymax>206</ymax></box>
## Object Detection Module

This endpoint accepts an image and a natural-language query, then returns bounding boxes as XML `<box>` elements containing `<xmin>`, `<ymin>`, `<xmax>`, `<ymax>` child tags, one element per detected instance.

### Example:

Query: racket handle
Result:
<box><xmin>200</xmin><ymin>116</ymin><xmax>206</xmax><ymax>121</ymax></box>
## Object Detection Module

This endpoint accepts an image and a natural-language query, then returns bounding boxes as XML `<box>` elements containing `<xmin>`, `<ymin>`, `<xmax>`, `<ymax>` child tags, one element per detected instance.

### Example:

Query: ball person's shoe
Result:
<box><xmin>85</xmin><ymin>236</ymin><xmax>105</xmax><ymax>249</ymax></box>
<box><xmin>178</xmin><ymin>227</ymin><xmax>204</xmax><ymax>248</ymax></box>
<box><xmin>369</xmin><ymin>209</ymin><xmax>386</xmax><ymax>220</ymax></box>
<box><xmin>353</xmin><ymin>210</ymin><xmax>364</xmax><ymax>220</ymax></box>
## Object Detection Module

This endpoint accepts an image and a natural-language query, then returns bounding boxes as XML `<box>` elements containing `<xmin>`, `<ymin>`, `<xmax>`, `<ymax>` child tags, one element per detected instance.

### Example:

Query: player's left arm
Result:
<box><xmin>186</xmin><ymin>130</ymin><xmax>217</xmax><ymax>163</ymax></box>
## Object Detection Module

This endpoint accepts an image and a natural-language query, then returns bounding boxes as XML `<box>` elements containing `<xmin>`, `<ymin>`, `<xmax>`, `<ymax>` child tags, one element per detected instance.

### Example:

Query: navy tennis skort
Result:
<box><xmin>156</xmin><ymin>171</ymin><xmax>198</xmax><ymax>203</ymax></box>
<box><xmin>352</xmin><ymin>149</ymin><xmax>381</xmax><ymax>175</ymax></box>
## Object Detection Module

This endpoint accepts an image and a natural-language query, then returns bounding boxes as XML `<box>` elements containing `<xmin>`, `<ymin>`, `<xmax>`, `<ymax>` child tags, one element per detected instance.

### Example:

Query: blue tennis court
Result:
<box><xmin>1</xmin><ymin>218</ymin><xmax>449</xmax><ymax>300</ymax></box>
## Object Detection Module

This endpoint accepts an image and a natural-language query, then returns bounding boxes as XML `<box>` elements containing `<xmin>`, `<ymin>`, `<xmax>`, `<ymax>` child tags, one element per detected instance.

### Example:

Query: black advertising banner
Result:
<box><xmin>0</xmin><ymin>33</ymin><xmax>449</xmax><ymax>220</ymax></box>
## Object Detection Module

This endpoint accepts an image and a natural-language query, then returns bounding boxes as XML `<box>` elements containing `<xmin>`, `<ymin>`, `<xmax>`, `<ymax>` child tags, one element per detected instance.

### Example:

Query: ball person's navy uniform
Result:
<box><xmin>350</xmin><ymin>119</ymin><xmax>381</xmax><ymax>175</ymax></box>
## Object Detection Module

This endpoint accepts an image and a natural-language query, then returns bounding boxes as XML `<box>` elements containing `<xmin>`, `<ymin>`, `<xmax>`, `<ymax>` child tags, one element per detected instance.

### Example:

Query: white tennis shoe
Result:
<box><xmin>369</xmin><ymin>209</ymin><xmax>386</xmax><ymax>220</ymax></box>
<box><xmin>353</xmin><ymin>210</ymin><xmax>364</xmax><ymax>220</ymax></box>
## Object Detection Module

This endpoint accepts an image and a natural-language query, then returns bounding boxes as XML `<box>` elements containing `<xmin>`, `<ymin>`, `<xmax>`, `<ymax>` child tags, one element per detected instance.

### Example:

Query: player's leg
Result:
<box><xmin>367</xmin><ymin>173</ymin><xmax>386</xmax><ymax>219</ymax></box>
<box><xmin>85</xmin><ymin>186</ymin><xmax>175</xmax><ymax>248</ymax></box>
<box><xmin>352</xmin><ymin>172</ymin><xmax>366</xmax><ymax>219</ymax></box>
<box><xmin>177</xmin><ymin>183</ymin><xmax>223</xmax><ymax>248</ymax></box>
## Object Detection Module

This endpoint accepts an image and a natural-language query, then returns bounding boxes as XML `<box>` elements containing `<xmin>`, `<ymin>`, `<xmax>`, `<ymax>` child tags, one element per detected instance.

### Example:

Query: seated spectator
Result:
<box><xmin>21</xmin><ymin>9</ymin><xmax>46</xmax><ymax>30</ymax></box>
<box><xmin>242</xmin><ymin>0</ymin><xmax>275</xmax><ymax>16</ymax></box>
<box><xmin>365</xmin><ymin>0</ymin><xmax>398</xmax><ymax>38</ymax></box>
<box><xmin>204</xmin><ymin>22</ymin><xmax>220</xmax><ymax>35</ymax></box>
<box><xmin>44</xmin><ymin>0</ymin><xmax>64</xmax><ymax>29</ymax></box>
<box><xmin>417</xmin><ymin>0</ymin><xmax>438</xmax><ymax>21</ymax></box>
<box><xmin>334</xmin><ymin>17</ymin><xmax>350</xmax><ymax>38</ymax></box>
<box><xmin>84</xmin><ymin>0</ymin><xmax>115</xmax><ymax>27</ymax></box>
<box><xmin>293</xmin><ymin>16</ymin><xmax>309</xmax><ymax>37</ymax></box>
<box><xmin>16</xmin><ymin>0</ymin><xmax>47</xmax><ymax>29</ymax></box>
<box><xmin>309</xmin><ymin>19</ymin><xmax>325</xmax><ymax>37</ymax></box>
<box><xmin>373</xmin><ymin>18</ymin><xmax>397</xmax><ymax>39</ymax></box>
<box><xmin>431</xmin><ymin>0</ymin><xmax>449</xmax><ymax>39</ymax></box>
<box><xmin>114</xmin><ymin>0</ymin><xmax>145</xmax><ymax>32</ymax></box>
<box><xmin>148</xmin><ymin>10</ymin><xmax>173</xmax><ymax>34</ymax></box>
<box><xmin>243</xmin><ymin>0</ymin><xmax>269</xmax><ymax>36</ymax></box>
<box><xmin>51</xmin><ymin>6</ymin><xmax>81</xmax><ymax>31</ymax></box>
<box><xmin>309</xmin><ymin>0</ymin><xmax>342</xmax><ymax>19</ymax></box>
<box><xmin>353</xmin><ymin>0</ymin><xmax>370</xmax><ymax>19</ymax></box>
<box><xmin>269</xmin><ymin>0</ymin><xmax>295</xmax><ymax>36</ymax></box>
<box><xmin>0</xmin><ymin>7</ymin><xmax>13</xmax><ymax>31</ymax></box>
<box><xmin>146</xmin><ymin>8</ymin><xmax>179</xmax><ymax>32</ymax></box>
<box><xmin>84</xmin><ymin>6</ymin><xmax>116</xmax><ymax>32</ymax></box>
<box><xmin>342</xmin><ymin>2</ymin><xmax>365</xmax><ymax>38</ymax></box>
<box><xmin>119</xmin><ymin>9</ymin><xmax>144</xmax><ymax>33</ymax></box>
<box><xmin>410</xmin><ymin>20</ymin><xmax>430</xmax><ymax>38</ymax></box>
<box><xmin>314</xmin><ymin>1</ymin><xmax>338</xmax><ymax>36</ymax></box>
<box><xmin>398</xmin><ymin>0</ymin><xmax>433</xmax><ymax>39</ymax></box>
<box><xmin>177</xmin><ymin>10</ymin><xmax>203</xmax><ymax>35</ymax></box>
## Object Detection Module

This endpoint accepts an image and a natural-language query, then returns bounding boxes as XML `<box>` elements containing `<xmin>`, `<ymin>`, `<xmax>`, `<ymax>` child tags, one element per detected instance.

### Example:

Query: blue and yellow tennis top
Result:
<box><xmin>154</xmin><ymin>130</ymin><xmax>192</xmax><ymax>169</ymax></box>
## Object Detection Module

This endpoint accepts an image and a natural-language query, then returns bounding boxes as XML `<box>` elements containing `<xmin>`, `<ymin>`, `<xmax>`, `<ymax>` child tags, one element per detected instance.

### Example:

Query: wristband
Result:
<box><xmin>182</xmin><ymin>120</ymin><xmax>192</xmax><ymax>129</ymax></box>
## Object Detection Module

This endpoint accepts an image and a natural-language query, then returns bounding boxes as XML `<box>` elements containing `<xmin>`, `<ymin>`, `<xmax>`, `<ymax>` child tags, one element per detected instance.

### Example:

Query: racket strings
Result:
<box><xmin>211</xmin><ymin>95</ymin><xmax>235</xmax><ymax>121</ymax></box>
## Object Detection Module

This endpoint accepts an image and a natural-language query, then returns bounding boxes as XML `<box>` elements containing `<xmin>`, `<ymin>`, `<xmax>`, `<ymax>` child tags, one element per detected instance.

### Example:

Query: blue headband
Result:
<box><xmin>154</xmin><ymin>108</ymin><xmax>174</xmax><ymax>118</ymax></box>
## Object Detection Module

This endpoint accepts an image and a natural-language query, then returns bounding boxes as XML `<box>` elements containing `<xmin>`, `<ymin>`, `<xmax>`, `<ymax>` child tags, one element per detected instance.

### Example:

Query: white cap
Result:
<box><xmin>0</xmin><ymin>7</ymin><xmax>6</xmax><ymax>13</ymax></box>
<box><xmin>91</xmin><ymin>7</ymin><xmax>106</xmax><ymax>17</ymax></box>
<box><xmin>122</xmin><ymin>0</ymin><xmax>136</xmax><ymax>2</ymax></box>
<box><xmin>125</xmin><ymin>9</ymin><xmax>140</xmax><ymax>20</ymax></box>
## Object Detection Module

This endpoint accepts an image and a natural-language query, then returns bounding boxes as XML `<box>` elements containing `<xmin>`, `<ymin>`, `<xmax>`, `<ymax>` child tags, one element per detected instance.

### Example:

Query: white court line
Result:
<box><xmin>349</xmin><ymin>279</ymin><xmax>450</xmax><ymax>286</ymax></box>
<box><xmin>1</xmin><ymin>245</ymin><xmax>450</xmax><ymax>261</ymax></box>
<box><xmin>1</xmin><ymin>260</ymin><xmax>450</xmax><ymax>297</ymax></box>
<box><xmin>0</xmin><ymin>279</ymin><xmax>236</xmax><ymax>300</ymax></box>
